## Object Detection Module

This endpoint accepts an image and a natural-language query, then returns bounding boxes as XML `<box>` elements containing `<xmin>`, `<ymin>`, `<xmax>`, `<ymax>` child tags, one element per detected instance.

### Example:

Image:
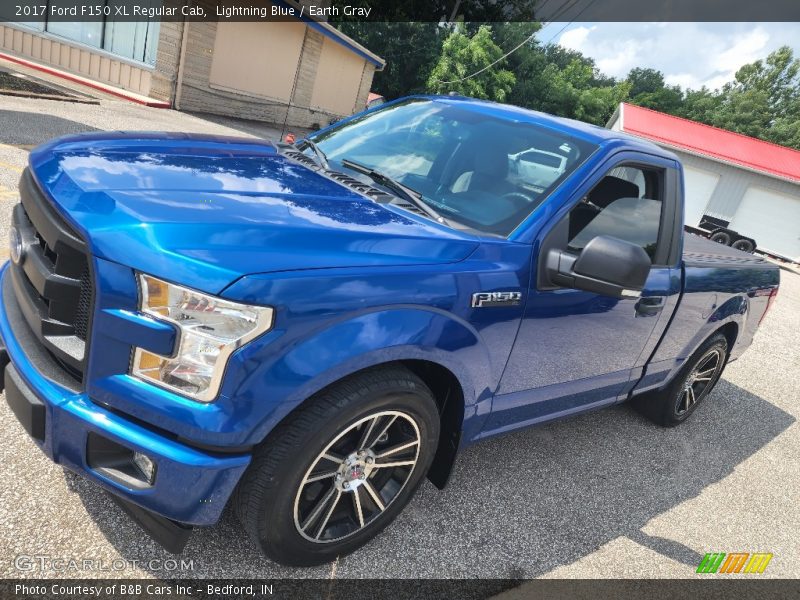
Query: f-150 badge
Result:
<box><xmin>471</xmin><ymin>291</ymin><xmax>523</xmax><ymax>308</ymax></box>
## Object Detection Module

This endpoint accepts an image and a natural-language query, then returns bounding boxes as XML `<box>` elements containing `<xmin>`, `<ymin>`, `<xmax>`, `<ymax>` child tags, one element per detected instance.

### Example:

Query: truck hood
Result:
<box><xmin>28</xmin><ymin>132</ymin><xmax>479</xmax><ymax>293</ymax></box>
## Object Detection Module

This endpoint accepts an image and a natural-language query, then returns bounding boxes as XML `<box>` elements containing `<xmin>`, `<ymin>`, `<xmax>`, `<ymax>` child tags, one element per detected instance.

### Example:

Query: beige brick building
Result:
<box><xmin>0</xmin><ymin>1</ymin><xmax>384</xmax><ymax>128</ymax></box>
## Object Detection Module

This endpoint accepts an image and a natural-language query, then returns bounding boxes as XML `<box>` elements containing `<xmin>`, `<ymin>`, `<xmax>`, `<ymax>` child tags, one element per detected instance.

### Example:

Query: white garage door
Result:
<box><xmin>729</xmin><ymin>186</ymin><xmax>800</xmax><ymax>261</ymax></box>
<box><xmin>683</xmin><ymin>166</ymin><xmax>719</xmax><ymax>227</ymax></box>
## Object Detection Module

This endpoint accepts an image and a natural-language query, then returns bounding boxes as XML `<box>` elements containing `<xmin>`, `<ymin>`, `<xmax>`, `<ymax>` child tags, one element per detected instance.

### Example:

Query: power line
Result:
<box><xmin>433</xmin><ymin>29</ymin><xmax>539</xmax><ymax>85</ymax></box>
<box><xmin>432</xmin><ymin>0</ymin><xmax>596</xmax><ymax>86</ymax></box>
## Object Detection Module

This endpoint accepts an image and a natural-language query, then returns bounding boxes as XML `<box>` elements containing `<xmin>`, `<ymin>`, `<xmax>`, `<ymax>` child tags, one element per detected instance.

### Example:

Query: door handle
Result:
<box><xmin>635</xmin><ymin>296</ymin><xmax>665</xmax><ymax>317</ymax></box>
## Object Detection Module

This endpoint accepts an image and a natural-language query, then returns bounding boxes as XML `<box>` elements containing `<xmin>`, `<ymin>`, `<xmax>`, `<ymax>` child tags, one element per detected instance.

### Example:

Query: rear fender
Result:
<box><xmin>659</xmin><ymin>294</ymin><xmax>747</xmax><ymax>388</ymax></box>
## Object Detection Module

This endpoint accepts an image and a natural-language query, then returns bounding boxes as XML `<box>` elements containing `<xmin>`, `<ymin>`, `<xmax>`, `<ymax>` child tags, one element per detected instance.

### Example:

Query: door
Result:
<box><xmin>483</xmin><ymin>156</ymin><xmax>681</xmax><ymax>436</ymax></box>
<box><xmin>728</xmin><ymin>186</ymin><xmax>800</xmax><ymax>262</ymax></box>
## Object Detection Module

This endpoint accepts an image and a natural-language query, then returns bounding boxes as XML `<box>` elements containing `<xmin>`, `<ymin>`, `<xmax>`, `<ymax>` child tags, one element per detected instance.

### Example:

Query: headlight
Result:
<box><xmin>131</xmin><ymin>274</ymin><xmax>274</xmax><ymax>402</ymax></box>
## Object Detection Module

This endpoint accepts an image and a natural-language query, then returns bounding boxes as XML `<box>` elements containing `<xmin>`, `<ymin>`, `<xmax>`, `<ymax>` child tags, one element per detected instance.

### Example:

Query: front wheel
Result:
<box><xmin>233</xmin><ymin>366</ymin><xmax>439</xmax><ymax>566</ymax></box>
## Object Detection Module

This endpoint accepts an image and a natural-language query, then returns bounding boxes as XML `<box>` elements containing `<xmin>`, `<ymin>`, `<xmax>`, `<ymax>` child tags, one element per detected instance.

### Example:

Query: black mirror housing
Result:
<box><xmin>547</xmin><ymin>235</ymin><xmax>652</xmax><ymax>298</ymax></box>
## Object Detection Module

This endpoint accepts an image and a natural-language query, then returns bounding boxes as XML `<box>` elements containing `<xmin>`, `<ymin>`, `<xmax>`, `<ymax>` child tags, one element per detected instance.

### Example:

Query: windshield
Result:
<box><xmin>309</xmin><ymin>99</ymin><xmax>597</xmax><ymax>236</ymax></box>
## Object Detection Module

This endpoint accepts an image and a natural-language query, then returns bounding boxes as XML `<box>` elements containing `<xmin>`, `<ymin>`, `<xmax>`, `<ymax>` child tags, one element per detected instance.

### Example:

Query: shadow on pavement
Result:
<box><xmin>73</xmin><ymin>378</ymin><xmax>793</xmax><ymax>578</ymax></box>
<box><xmin>0</xmin><ymin>110</ymin><xmax>98</xmax><ymax>148</ymax></box>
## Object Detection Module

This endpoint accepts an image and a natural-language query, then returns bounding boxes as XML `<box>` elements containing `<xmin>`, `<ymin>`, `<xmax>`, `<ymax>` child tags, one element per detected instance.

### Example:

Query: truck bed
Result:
<box><xmin>682</xmin><ymin>233</ymin><xmax>775</xmax><ymax>269</ymax></box>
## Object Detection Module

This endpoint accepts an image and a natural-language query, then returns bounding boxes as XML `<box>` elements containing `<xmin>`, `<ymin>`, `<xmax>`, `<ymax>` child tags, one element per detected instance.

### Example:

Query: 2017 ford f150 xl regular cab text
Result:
<box><xmin>0</xmin><ymin>97</ymin><xmax>779</xmax><ymax>566</ymax></box>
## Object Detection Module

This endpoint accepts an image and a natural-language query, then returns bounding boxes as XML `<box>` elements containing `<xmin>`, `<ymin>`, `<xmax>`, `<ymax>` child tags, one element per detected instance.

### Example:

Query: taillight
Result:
<box><xmin>759</xmin><ymin>286</ymin><xmax>779</xmax><ymax>325</ymax></box>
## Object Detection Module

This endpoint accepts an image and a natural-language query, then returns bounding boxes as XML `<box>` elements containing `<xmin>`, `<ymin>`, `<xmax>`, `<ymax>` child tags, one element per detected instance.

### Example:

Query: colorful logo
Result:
<box><xmin>697</xmin><ymin>552</ymin><xmax>773</xmax><ymax>574</ymax></box>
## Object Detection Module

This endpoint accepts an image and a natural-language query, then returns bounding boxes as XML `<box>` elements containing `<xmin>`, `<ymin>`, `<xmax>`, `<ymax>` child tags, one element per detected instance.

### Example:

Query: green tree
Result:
<box><xmin>336</xmin><ymin>24</ymin><xmax>800</xmax><ymax>150</ymax></box>
<box><xmin>679</xmin><ymin>87</ymin><xmax>723</xmax><ymax>124</ymax></box>
<box><xmin>767</xmin><ymin>113</ymin><xmax>800</xmax><ymax>149</ymax></box>
<box><xmin>426</xmin><ymin>24</ymin><xmax>516</xmax><ymax>102</ymax></box>
<box><xmin>731</xmin><ymin>46</ymin><xmax>799</xmax><ymax>117</ymax></box>
<box><xmin>716</xmin><ymin>46</ymin><xmax>800</xmax><ymax>145</ymax></box>
<box><xmin>626</xmin><ymin>67</ymin><xmax>683</xmax><ymax>113</ymax></box>
<box><xmin>627</xmin><ymin>67</ymin><xmax>666</xmax><ymax>97</ymax></box>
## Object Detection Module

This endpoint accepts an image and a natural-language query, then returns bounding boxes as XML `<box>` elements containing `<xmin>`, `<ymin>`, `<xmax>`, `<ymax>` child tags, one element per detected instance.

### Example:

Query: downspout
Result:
<box><xmin>174</xmin><ymin>9</ymin><xmax>190</xmax><ymax>110</ymax></box>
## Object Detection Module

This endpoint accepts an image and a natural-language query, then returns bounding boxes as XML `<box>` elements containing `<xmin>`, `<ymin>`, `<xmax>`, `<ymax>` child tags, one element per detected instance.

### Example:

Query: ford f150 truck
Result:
<box><xmin>0</xmin><ymin>97</ymin><xmax>780</xmax><ymax>566</ymax></box>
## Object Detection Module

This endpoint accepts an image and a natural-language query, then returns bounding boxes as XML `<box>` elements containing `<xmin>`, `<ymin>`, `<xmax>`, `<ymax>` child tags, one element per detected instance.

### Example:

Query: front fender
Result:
<box><xmin>226</xmin><ymin>307</ymin><xmax>494</xmax><ymax>446</ymax></box>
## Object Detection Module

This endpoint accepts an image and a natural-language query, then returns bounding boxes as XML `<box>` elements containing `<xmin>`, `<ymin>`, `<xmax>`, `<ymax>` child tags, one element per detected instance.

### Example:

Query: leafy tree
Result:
<box><xmin>533</xmin><ymin>59</ymin><xmax>630</xmax><ymax>124</ymax></box>
<box><xmin>714</xmin><ymin>46</ymin><xmax>800</xmax><ymax>144</ymax></box>
<box><xmin>426</xmin><ymin>24</ymin><xmax>516</xmax><ymax>102</ymax></box>
<box><xmin>627</xmin><ymin>67</ymin><xmax>666</xmax><ymax>98</ymax></box>
<box><xmin>626</xmin><ymin>67</ymin><xmax>684</xmax><ymax>113</ymax></box>
<box><xmin>767</xmin><ymin>113</ymin><xmax>800</xmax><ymax>149</ymax></box>
<box><xmin>730</xmin><ymin>45</ymin><xmax>799</xmax><ymax>117</ymax></box>
<box><xmin>337</xmin><ymin>23</ymin><xmax>800</xmax><ymax>150</ymax></box>
<box><xmin>679</xmin><ymin>87</ymin><xmax>723</xmax><ymax>124</ymax></box>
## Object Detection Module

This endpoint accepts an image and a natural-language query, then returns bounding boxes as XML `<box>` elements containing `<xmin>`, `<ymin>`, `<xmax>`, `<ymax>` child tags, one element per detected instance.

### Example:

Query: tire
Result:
<box><xmin>233</xmin><ymin>366</ymin><xmax>440</xmax><ymax>566</ymax></box>
<box><xmin>732</xmin><ymin>238</ymin><xmax>755</xmax><ymax>253</ymax></box>
<box><xmin>633</xmin><ymin>333</ymin><xmax>728</xmax><ymax>427</ymax></box>
<box><xmin>709</xmin><ymin>231</ymin><xmax>732</xmax><ymax>245</ymax></box>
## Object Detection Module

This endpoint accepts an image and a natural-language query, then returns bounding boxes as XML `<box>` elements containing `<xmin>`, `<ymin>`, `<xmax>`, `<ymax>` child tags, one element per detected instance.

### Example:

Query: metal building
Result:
<box><xmin>0</xmin><ymin>0</ymin><xmax>384</xmax><ymax>128</ymax></box>
<box><xmin>607</xmin><ymin>103</ymin><xmax>800</xmax><ymax>263</ymax></box>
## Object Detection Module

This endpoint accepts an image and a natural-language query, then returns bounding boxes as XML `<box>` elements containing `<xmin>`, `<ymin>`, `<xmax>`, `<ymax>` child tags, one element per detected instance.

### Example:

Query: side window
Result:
<box><xmin>567</xmin><ymin>165</ymin><xmax>664</xmax><ymax>261</ymax></box>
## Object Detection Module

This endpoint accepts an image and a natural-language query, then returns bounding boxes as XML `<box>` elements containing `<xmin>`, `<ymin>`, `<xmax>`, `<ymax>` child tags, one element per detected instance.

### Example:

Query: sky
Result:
<box><xmin>535</xmin><ymin>22</ymin><xmax>800</xmax><ymax>91</ymax></box>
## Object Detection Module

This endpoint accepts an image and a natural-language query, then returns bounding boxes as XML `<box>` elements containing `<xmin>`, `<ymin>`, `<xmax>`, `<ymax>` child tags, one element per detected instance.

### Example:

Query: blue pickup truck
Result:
<box><xmin>1</xmin><ymin>96</ymin><xmax>779</xmax><ymax>566</ymax></box>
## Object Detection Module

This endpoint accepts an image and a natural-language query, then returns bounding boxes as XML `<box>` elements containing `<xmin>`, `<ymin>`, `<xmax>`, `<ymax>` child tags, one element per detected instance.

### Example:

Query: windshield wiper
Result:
<box><xmin>296</xmin><ymin>138</ymin><xmax>329</xmax><ymax>169</ymax></box>
<box><xmin>340</xmin><ymin>159</ymin><xmax>447</xmax><ymax>225</ymax></box>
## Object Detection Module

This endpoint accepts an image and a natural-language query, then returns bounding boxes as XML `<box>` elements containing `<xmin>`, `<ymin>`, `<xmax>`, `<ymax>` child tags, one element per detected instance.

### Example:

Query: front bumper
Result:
<box><xmin>0</xmin><ymin>264</ymin><xmax>251</xmax><ymax>532</ymax></box>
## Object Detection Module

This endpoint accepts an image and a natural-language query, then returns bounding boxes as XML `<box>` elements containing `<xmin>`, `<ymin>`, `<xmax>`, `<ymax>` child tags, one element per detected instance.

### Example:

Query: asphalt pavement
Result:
<box><xmin>0</xmin><ymin>92</ymin><xmax>798</xmax><ymax>581</ymax></box>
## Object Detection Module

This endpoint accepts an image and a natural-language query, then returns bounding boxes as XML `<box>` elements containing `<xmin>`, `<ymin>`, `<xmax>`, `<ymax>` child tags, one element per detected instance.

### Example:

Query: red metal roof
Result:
<box><xmin>619</xmin><ymin>103</ymin><xmax>800</xmax><ymax>183</ymax></box>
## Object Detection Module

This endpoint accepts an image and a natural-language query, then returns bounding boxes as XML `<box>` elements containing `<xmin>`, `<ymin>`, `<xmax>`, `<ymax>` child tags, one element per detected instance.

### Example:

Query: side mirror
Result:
<box><xmin>546</xmin><ymin>235</ymin><xmax>651</xmax><ymax>298</ymax></box>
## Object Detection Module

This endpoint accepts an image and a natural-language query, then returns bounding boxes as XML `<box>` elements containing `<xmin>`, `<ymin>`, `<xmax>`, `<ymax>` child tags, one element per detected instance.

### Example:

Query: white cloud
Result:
<box><xmin>545</xmin><ymin>22</ymin><xmax>800</xmax><ymax>91</ymax></box>
<box><xmin>558</xmin><ymin>25</ymin><xmax>595</xmax><ymax>52</ymax></box>
<box><xmin>713</xmin><ymin>27</ymin><xmax>770</xmax><ymax>73</ymax></box>
<box><xmin>594</xmin><ymin>40</ymin><xmax>645</xmax><ymax>77</ymax></box>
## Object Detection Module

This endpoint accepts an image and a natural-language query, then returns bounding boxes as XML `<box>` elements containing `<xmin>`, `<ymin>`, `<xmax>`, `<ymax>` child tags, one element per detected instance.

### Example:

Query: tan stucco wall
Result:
<box><xmin>175</xmin><ymin>6</ymin><xmax>378</xmax><ymax>129</ymax></box>
<box><xmin>310</xmin><ymin>35</ymin><xmax>366</xmax><ymax>115</ymax></box>
<box><xmin>209</xmin><ymin>21</ymin><xmax>306</xmax><ymax>103</ymax></box>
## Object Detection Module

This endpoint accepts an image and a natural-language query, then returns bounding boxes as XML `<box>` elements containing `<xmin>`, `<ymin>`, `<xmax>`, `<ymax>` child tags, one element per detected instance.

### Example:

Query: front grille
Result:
<box><xmin>74</xmin><ymin>265</ymin><xmax>92</xmax><ymax>341</ymax></box>
<box><xmin>9</xmin><ymin>169</ymin><xmax>94</xmax><ymax>384</ymax></box>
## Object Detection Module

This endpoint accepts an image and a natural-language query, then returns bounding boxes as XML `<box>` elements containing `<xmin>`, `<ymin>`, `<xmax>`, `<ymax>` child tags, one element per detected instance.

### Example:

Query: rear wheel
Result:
<box><xmin>233</xmin><ymin>366</ymin><xmax>439</xmax><ymax>566</ymax></box>
<box><xmin>710</xmin><ymin>231</ymin><xmax>732</xmax><ymax>245</ymax></box>
<box><xmin>633</xmin><ymin>333</ymin><xmax>728</xmax><ymax>427</ymax></box>
<box><xmin>732</xmin><ymin>238</ymin><xmax>755</xmax><ymax>253</ymax></box>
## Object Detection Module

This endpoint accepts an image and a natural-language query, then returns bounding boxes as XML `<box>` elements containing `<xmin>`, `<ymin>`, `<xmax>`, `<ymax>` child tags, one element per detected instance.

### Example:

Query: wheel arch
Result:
<box><xmin>252</xmin><ymin>358</ymin><xmax>469</xmax><ymax>491</ymax></box>
<box><xmin>717</xmin><ymin>321</ymin><xmax>739</xmax><ymax>356</ymax></box>
<box><xmin>399</xmin><ymin>359</ymin><xmax>465</xmax><ymax>489</ymax></box>
<box><xmin>234</xmin><ymin>304</ymin><xmax>495</xmax><ymax>449</ymax></box>
<box><xmin>658</xmin><ymin>316</ymin><xmax>741</xmax><ymax>393</ymax></box>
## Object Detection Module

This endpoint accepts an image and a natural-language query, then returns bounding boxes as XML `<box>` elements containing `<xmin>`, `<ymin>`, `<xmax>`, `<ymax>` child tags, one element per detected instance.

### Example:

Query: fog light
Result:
<box><xmin>133</xmin><ymin>452</ymin><xmax>156</xmax><ymax>484</ymax></box>
<box><xmin>86</xmin><ymin>433</ymin><xmax>157</xmax><ymax>489</ymax></box>
<box><xmin>9</xmin><ymin>226</ymin><xmax>22</xmax><ymax>264</ymax></box>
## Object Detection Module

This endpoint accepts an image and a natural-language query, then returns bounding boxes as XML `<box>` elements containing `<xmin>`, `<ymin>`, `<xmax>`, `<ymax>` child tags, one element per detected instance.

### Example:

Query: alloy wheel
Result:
<box><xmin>292</xmin><ymin>410</ymin><xmax>421</xmax><ymax>543</ymax></box>
<box><xmin>675</xmin><ymin>348</ymin><xmax>723</xmax><ymax>416</ymax></box>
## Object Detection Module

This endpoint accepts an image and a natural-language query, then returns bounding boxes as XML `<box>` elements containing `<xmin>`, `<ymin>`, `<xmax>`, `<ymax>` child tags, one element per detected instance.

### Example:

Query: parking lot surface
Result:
<box><xmin>0</xmin><ymin>94</ymin><xmax>798</xmax><ymax>580</ymax></box>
